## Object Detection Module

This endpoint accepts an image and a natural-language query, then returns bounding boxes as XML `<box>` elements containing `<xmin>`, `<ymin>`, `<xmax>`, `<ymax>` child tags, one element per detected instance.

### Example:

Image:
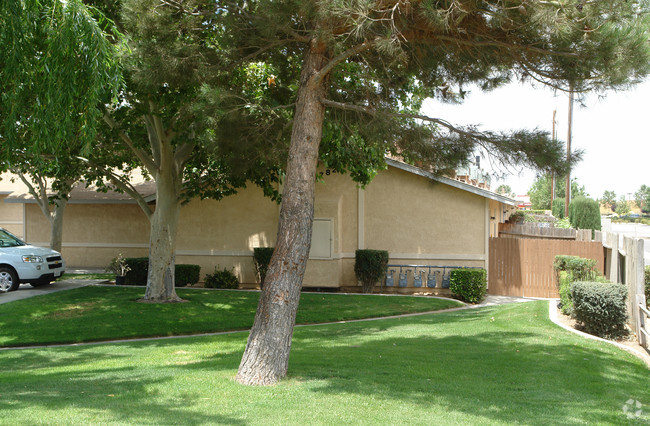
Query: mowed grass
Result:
<box><xmin>0</xmin><ymin>301</ymin><xmax>647</xmax><ymax>424</ymax></box>
<box><xmin>0</xmin><ymin>285</ymin><xmax>462</xmax><ymax>347</ymax></box>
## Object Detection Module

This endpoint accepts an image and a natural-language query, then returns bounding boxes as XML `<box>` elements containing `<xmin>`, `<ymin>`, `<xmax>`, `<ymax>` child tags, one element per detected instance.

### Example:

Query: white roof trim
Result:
<box><xmin>385</xmin><ymin>158</ymin><xmax>517</xmax><ymax>206</ymax></box>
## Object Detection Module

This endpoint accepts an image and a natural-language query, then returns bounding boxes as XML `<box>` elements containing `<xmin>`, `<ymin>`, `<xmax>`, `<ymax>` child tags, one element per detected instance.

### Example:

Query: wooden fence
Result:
<box><xmin>499</xmin><ymin>223</ymin><xmax>596</xmax><ymax>241</ymax></box>
<box><xmin>602</xmin><ymin>233</ymin><xmax>647</xmax><ymax>349</ymax></box>
<box><xmin>488</xmin><ymin>237</ymin><xmax>605</xmax><ymax>298</ymax></box>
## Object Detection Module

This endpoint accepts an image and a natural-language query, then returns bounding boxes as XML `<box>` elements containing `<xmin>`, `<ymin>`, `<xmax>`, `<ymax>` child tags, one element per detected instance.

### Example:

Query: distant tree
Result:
<box><xmin>601</xmin><ymin>190</ymin><xmax>617</xmax><ymax>211</ymax></box>
<box><xmin>634</xmin><ymin>185</ymin><xmax>650</xmax><ymax>212</ymax></box>
<box><xmin>529</xmin><ymin>176</ymin><xmax>587</xmax><ymax>210</ymax></box>
<box><xmin>616</xmin><ymin>197</ymin><xmax>631</xmax><ymax>216</ymax></box>
<box><xmin>496</xmin><ymin>184</ymin><xmax>514</xmax><ymax>198</ymax></box>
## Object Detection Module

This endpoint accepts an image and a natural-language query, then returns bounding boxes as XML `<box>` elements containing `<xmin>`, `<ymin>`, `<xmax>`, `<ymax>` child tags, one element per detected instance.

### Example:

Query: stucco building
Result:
<box><xmin>0</xmin><ymin>159</ymin><xmax>516</xmax><ymax>291</ymax></box>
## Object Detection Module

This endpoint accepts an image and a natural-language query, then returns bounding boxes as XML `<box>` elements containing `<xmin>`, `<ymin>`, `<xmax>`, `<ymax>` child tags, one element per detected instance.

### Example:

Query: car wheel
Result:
<box><xmin>30</xmin><ymin>280</ymin><xmax>51</xmax><ymax>288</ymax></box>
<box><xmin>0</xmin><ymin>267</ymin><xmax>19</xmax><ymax>292</ymax></box>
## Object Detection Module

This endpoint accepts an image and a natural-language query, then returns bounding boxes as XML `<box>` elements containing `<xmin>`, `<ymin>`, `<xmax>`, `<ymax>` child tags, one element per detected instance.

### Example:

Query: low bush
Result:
<box><xmin>124</xmin><ymin>258</ymin><xmax>201</xmax><ymax>287</ymax></box>
<box><xmin>175</xmin><ymin>264</ymin><xmax>201</xmax><ymax>287</ymax></box>
<box><xmin>571</xmin><ymin>281</ymin><xmax>628</xmax><ymax>338</ymax></box>
<box><xmin>125</xmin><ymin>257</ymin><xmax>149</xmax><ymax>285</ymax></box>
<box><xmin>253</xmin><ymin>247</ymin><xmax>274</xmax><ymax>288</ymax></box>
<box><xmin>354</xmin><ymin>249</ymin><xmax>389</xmax><ymax>293</ymax></box>
<box><xmin>449</xmin><ymin>268</ymin><xmax>487</xmax><ymax>304</ymax></box>
<box><xmin>204</xmin><ymin>267</ymin><xmax>239</xmax><ymax>289</ymax></box>
<box><xmin>553</xmin><ymin>255</ymin><xmax>598</xmax><ymax>282</ymax></box>
<box><xmin>557</xmin><ymin>271</ymin><xmax>574</xmax><ymax>315</ymax></box>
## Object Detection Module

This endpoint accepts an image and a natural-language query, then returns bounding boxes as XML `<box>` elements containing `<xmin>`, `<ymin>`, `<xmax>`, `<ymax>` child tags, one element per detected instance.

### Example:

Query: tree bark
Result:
<box><xmin>236</xmin><ymin>42</ymin><xmax>329</xmax><ymax>386</ymax></box>
<box><xmin>49</xmin><ymin>197</ymin><xmax>67</xmax><ymax>252</ymax></box>
<box><xmin>141</xmin><ymin>126</ymin><xmax>183</xmax><ymax>303</ymax></box>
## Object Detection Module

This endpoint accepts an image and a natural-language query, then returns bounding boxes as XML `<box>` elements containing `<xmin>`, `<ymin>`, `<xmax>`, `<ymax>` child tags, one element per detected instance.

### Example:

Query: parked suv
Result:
<box><xmin>0</xmin><ymin>228</ymin><xmax>65</xmax><ymax>292</ymax></box>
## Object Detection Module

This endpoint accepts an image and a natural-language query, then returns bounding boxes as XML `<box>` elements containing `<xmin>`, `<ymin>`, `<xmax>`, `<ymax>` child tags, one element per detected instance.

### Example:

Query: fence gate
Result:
<box><xmin>488</xmin><ymin>237</ymin><xmax>605</xmax><ymax>298</ymax></box>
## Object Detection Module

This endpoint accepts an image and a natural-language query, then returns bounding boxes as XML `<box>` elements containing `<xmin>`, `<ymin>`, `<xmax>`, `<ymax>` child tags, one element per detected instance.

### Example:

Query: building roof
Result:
<box><xmin>4</xmin><ymin>181</ymin><xmax>156</xmax><ymax>205</ymax></box>
<box><xmin>386</xmin><ymin>158</ymin><xmax>517</xmax><ymax>206</ymax></box>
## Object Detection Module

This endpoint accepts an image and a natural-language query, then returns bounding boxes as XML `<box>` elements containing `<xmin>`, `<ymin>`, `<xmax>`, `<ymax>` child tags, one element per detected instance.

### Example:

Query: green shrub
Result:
<box><xmin>552</xmin><ymin>198</ymin><xmax>565</xmax><ymax>219</ymax></box>
<box><xmin>571</xmin><ymin>281</ymin><xmax>628</xmax><ymax>338</ymax></box>
<box><xmin>204</xmin><ymin>267</ymin><xmax>239</xmax><ymax>289</ymax></box>
<box><xmin>553</xmin><ymin>255</ymin><xmax>598</xmax><ymax>282</ymax></box>
<box><xmin>124</xmin><ymin>258</ymin><xmax>201</xmax><ymax>287</ymax></box>
<box><xmin>125</xmin><ymin>257</ymin><xmax>149</xmax><ymax>285</ymax></box>
<box><xmin>175</xmin><ymin>264</ymin><xmax>201</xmax><ymax>287</ymax></box>
<box><xmin>354</xmin><ymin>249</ymin><xmax>389</xmax><ymax>293</ymax></box>
<box><xmin>449</xmin><ymin>269</ymin><xmax>487</xmax><ymax>304</ymax></box>
<box><xmin>557</xmin><ymin>271</ymin><xmax>574</xmax><ymax>315</ymax></box>
<box><xmin>568</xmin><ymin>196</ymin><xmax>601</xmax><ymax>233</ymax></box>
<box><xmin>253</xmin><ymin>247</ymin><xmax>274</xmax><ymax>288</ymax></box>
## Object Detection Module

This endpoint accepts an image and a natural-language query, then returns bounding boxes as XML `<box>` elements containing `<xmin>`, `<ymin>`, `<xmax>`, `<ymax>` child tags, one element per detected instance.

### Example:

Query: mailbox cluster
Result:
<box><xmin>384</xmin><ymin>265</ymin><xmax>452</xmax><ymax>289</ymax></box>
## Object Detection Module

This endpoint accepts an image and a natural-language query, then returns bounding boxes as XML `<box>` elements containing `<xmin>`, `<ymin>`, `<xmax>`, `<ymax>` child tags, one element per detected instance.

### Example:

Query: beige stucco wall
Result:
<box><xmin>0</xmin><ymin>195</ymin><xmax>25</xmax><ymax>238</ymax></box>
<box><xmin>17</xmin><ymin>165</ymin><xmax>501</xmax><ymax>291</ymax></box>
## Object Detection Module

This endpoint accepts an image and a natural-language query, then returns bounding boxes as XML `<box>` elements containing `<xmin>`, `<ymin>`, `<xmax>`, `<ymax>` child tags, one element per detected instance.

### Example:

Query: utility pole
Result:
<box><xmin>551</xmin><ymin>109</ymin><xmax>556</xmax><ymax>205</ymax></box>
<box><xmin>564</xmin><ymin>85</ymin><xmax>574</xmax><ymax>218</ymax></box>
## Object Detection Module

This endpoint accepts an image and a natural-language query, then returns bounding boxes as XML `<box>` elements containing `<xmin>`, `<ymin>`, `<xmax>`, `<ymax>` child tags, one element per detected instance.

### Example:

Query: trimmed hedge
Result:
<box><xmin>125</xmin><ymin>257</ymin><xmax>149</xmax><ymax>285</ymax></box>
<box><xmin>449</xmin><ymin>268</ymin><xmax>487</xmax><ymax>304</ymax></box>
<box><xmin>175</xmin><ymin>264</ymin><xmax>201</xmax><ymax>287</ymax></box>
<box><xmin>571</xmin><ymin>281</ymin><xmax>628</xmax><ymax>338</ymax></box>
<box><xmin>354</xmin><ymin>249</ymin><xmax>389</xmax><ymax>293</ymax></box>
<box><xmin>204</xmin><ymin>267</ymin><xmax>239</xmax><ymax>289</ymax></box>
<box><xmin>253</xmin><ymin>247</ymin><xmax>274</xmax><ymax>288</ymax></box>
<box><xmin>124</xmin><ymin>257</ymin><xmax>200</xmax><ymax>287</ymax></box>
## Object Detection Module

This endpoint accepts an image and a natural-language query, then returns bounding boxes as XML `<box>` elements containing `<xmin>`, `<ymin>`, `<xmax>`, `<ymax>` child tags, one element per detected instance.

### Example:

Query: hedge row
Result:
<box><xmin>123</xmin><ymin>257</ymin><xmax>200</xmax><ymax>287</ymax></box>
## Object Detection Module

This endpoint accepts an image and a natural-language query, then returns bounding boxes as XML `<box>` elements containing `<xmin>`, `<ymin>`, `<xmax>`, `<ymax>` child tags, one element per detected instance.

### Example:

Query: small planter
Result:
<box><xmin>115</xmin><ymin>275</ymin><xmax>126</xmax><ymax>286</ymax></box>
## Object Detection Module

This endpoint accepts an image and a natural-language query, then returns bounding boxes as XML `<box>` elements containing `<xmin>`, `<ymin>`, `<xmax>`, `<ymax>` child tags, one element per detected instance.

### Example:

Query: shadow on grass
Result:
<box><xmin>0</xmin><ymin>302</ymin><xmax>647</xmax><ymax>424</ymax></box>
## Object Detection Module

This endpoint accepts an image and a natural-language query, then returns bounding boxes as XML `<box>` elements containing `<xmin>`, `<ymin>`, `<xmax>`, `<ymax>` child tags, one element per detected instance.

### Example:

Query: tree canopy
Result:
<box><xmin>529</xmin><ymin>175</ymin><xmax>588</xmax><ymax>210</ymax></box>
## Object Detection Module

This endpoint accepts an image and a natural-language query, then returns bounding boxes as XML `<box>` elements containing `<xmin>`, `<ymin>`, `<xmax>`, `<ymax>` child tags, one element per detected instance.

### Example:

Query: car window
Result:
<box><xmin>0</xmin><ymin>229</ymin><xmax>26</xmax><ymax>247</ymax></box>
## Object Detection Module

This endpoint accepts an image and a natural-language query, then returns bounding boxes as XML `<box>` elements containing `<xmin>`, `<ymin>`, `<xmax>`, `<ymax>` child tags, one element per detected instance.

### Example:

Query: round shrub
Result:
<box><xmin>204</xmin><ymin>267</ymin><xmax>239</xmax><ymax>289</ymax></box>
<box><xmin>571</xmin><ymin>281</ymin><xmax>628</xmax><ymax>338</ymax></box>
<box><xmin>354</xmin><ymin>249</ymin><xmax>389</xmax><ymax>293</ymax></box>
<box><xmin>449</xmin><ymin>268</ymin><xmax>487</xmax><ymax>304</ymax></box>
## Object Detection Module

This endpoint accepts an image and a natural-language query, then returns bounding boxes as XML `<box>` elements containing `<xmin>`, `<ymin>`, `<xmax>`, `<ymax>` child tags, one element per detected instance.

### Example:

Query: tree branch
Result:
<box><xmin>76</xmin><ymin>157</ymin><xmax>154</xmax><ymax>220</ymax></box>
<box><xmin>320</xmin><ymin>97</ymin><xmax>493</xmax><ymax>142</ymax></box>
<box><xmin>103</xmin><ymin>112</ymin><xmax>159</xmax><ymax>175</ymax></box>
<box><xmin>313</xmin><ymin>38</ymin><xmax>378</xmax><ymax>85</ymax></box>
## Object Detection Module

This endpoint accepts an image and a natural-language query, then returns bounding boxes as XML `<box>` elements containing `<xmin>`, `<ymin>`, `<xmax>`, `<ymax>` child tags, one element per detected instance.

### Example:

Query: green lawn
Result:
<box><xmin>0</xmin><ymin>301</ymin><xmax>647</xmax><ymax>424</ymax></box>
<box><xmin>0</xmin><ymin>285</ymin><xmax>462</xmax><ymax>347</ymax></box>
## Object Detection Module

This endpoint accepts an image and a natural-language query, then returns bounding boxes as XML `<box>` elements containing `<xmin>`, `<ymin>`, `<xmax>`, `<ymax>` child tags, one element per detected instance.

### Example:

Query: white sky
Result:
<box><xmin>421</xmin><ymin>79</ymin><xmax>650</xmax><ymax>200</ymax></box>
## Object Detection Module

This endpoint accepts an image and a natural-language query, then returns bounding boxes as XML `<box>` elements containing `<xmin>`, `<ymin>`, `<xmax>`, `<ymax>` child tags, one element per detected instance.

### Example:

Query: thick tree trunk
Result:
<box><xmin>142</xmin><ymin>164</ymin><xmax>183</xmax><ymax>303</ymax></box>
<box><xmin>49</xmin><ymin>198</ymin><xmax>67</xmax><ymax>252</ymax></box>
<box><xmin>236</xmin><ymin>42</ymin><xmax>329</xmax><ymax>386</ymax></box>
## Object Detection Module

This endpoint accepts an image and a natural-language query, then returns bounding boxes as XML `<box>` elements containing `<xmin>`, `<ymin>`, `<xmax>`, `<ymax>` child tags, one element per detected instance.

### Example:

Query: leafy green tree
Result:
<box><xmin>616</xmin><ymin>197</ymin><xmax>631</xmax><ymax>216</ymax></box>
<box><xmin>496</xmin><ymin>184</ymin><xmax>514</xmax><ymax>198</ymax></box>
<box><xmin>0</xmin><ymin>0</ymin><xmax>122</xmax><ymax>252</ymax></box>
<box><xmin>602</xmin><ymin>190</ymin><xmax>617</xmax><ymax>211</ymax></box>
<box><xmin>529</xmin><ymin>176</ymin><xmax>588</xmax><ymax>210</ymax></box>
<box><xmin>634</xmin><ymin>185</ymin><xmax>650</xmax><ymax>213</ymax></box>
<box><xmin>213</xmin><ymin>0</ymin><xmax>650</xmax><ymax>385</ymax></box>
<box><xmin>85</xmin><ymin>0</ymin><xmax>285</xmax><ymax>302</ymax></box>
